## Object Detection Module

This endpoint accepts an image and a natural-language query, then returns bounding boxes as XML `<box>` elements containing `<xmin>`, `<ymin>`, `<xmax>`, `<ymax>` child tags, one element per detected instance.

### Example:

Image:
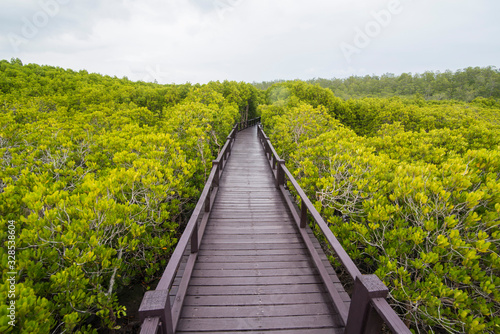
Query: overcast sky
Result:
<box><xmin>1</xmin><ymin>0</ymin><xmax>499</xmax><ymax>84</ymax></box>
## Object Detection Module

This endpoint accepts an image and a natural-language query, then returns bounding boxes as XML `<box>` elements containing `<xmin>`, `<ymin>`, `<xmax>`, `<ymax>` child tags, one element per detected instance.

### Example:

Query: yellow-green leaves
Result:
<box><xmin>0</xmin><ymin>64</ymin><xmax>248</xmax><ymax>332</ymax></box>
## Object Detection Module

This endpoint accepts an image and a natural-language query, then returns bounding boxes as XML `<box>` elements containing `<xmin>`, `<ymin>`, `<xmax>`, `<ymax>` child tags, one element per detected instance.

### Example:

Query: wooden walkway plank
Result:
<box><xmin>181</xmin><ymin>304</ymin><xmax>333</xmax><ymax>318</ymax></box>
<box><xmin>186</xmin><ymin>284</ymin><xmax>326</xmax><ymax>295</ymax></box>
<box><xmin>176</xmin><ymin>127</ymin><xmax>348</xmax><ymax>333</ymax></box>
<box><xmin>187</xmin><ymin>275</ymin><xmax>324</xmax><ymax>286</ymax></box>
<box><xmin>182</xmin><ymin>293</ymin><xmax>333</xmax><ymax>306</ymax></box>
<box><xmin>179</xmin><ymin>330</ymin><xmax>344</xmax><ymax>334</ymax></box>
<box><xmin>177</xmin><ymin>315</ymin><xmax>341</xmax><ymax>332</ymax></box>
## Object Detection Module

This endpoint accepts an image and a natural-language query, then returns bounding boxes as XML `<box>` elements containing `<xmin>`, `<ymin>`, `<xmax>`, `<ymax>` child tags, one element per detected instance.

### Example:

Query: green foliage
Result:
<box><xmin>259</xmin><ymin>102</ymin><xmax>342</xmax><ymax>161</ymax></box>
<box><xmin>2</xmin><ymin>59</ymin><xmax>499</xmax><ymax>333</ymax></box>
<box><xmin>261</xmin><ymin>81</ymin><xmax>500</xmax><ymax>333</ymax></box>
<box><xmin>333</xmin><ymin>96</ymin><xmax>500</xmax><ymax>140</ymax></box>
<box><xmin>0</xmin><ymin>60</ymin><xmax>250</xmax><ymax>332</ymax></box>
<box><xmin>300</xmin><ymin>66</ymin><xmax>500</xmax><ymax>102</ymax></box>
<box><xmin>265</xmin><ymin>80</ymin><xmax>343</xmax><ymax>115</ymax></box>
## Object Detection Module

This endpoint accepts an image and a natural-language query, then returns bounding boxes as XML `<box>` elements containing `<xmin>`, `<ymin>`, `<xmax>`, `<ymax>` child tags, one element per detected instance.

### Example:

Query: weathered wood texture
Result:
<box><xmin>175</xmin><ymin>127</ymin><xmax>347</xmax><ymax>333</ymax></box>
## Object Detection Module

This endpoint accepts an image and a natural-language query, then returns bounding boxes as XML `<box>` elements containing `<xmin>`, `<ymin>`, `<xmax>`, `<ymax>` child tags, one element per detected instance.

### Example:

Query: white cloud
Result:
<box><xmin>0</xmin><ymin>0</ymin><xmax>499</xmax><ymax>83</ymax></box>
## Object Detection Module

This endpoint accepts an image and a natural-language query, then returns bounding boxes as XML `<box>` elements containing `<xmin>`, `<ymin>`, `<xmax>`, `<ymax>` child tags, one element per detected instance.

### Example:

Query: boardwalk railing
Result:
<box><xmin>257</xmin><ymin>124</ymin><xmax>411</xmax><ymax>334</ymax></box>
<box><xmin>236</xmin><ymin>117</ymin><xmax>260</xmax><ymax>131</ymax></box>
<box><xmin>138</xmin><ymin>118</ymin><xmax>261</xmax><ymax>334</ymax></box>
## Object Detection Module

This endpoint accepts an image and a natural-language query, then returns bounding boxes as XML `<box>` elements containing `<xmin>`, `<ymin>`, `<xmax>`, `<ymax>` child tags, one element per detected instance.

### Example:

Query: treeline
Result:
<box><xmin>260</xmin><ymin>81</ymin><xmax>500</xmax><ymax>333</ymax></box>
<box><xmin>254</xmin><ymin>66</ymin><xmax>500</xmax><ymax>102</ymax></box>
<box><xmin>0</xmin><ymin>59</ymin><xmax>263</xmax><ymax>333</ymax></box>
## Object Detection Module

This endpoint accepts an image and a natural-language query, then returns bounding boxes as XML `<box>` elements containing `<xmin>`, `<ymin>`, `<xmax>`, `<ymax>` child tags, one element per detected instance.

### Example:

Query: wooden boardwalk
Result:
<box><xmin>175</xmin><ymin>127</ymin><xmax>348</xmax><ymax>333</ymax></box>
<box><xmin>139</xmin><ymin>121</ymin><xmax>411</xmax><ymax>334</ymax></box>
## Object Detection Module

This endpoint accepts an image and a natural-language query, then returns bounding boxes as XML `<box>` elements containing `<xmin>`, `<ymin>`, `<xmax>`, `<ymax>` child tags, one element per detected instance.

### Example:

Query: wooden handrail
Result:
<box><xmin>372</xmin><ymin>298</ymin><xmax>412</xmax><ymax>333</ymax></box>
<box><xmin>236</xmin><ymin>116</ymin><xmax>261</xmax><ymax>131</ymax></box>
<box><xmin>281</xmin><ymin>165</ymin><xmax>362</xmax><ymax>280</ymax></box>
<box><xmin>138</xmin><ymin>118</ymin><xmax>260</xmax><ymax>334</ymax></box>
<box><xmin>257</xmin><ymin>124</ymin><xmax>411</xmax><ymax>334</ymax></box>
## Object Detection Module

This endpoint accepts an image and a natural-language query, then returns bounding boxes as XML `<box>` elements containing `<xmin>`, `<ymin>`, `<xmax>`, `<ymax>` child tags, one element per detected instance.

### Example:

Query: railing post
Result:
<box><xmin>259</xmin><ymin>125</ymin><xmax>265</xmax><ymax>145</ymax></box>
<box><xmin>139</xmin><ymin>290</ymin><xmax>173</xmax><ymax>334</ymax></box>
<box><xmin>226</xmin><ymin>136</ymin><xmax>233</xmax><ymax>159</ymax></box>
<box><xmin>191</xmin><ymin>222</ymin><xmax>199</xmax><ymax>253</ymax></box>
<box><xmin>276</xmin><ymin>159</ymin><xmax>285</xmax><ymax>189</ymax></box>
<box><xmin>300</xmin><ymin>198</ymin><xmax>307</xmax><ymax>228</ymax></box>
<box><xmin>205</xmin><ymin>188</ymin><xmax>211</xmax><ymax>212</ymax></box>
<box><xmin>345</xmin><ymin>275</ymin><xmax>389</xmax><ymax>334</ymax></box>
<box><xmin>213</xmin><ymin>160</ymin><xmax>220</xmax><ymax>187</ymax></box>
<box><xmin>265</xmin><ymin>138</ymin><xmax>271</xmax><ymax>160</ymax></box>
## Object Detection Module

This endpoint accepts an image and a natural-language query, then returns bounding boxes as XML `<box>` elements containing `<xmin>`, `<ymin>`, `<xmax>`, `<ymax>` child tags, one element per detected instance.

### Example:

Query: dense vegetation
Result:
<box><xmin>260</xmin><ymin>81</ymin><xmax>500</xmax><ymax>333</ymax></box>
<box><xmin>1</xmin><ymin>58</ymin><xmax>499</xmax><ymax>333</ymax></box>
<box><xmin>0</xmin><ymin>59</ymin><xmax>262</xmax><ymax>333</ymax></box>
<box><xmin>254</xmin><ymin>66</ymin><xmax>500</xmax><ymax>102</ymax></box>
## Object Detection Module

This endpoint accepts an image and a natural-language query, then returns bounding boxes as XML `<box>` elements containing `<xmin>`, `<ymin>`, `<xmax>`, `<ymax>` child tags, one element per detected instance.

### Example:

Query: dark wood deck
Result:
<box><xmin>139</xmin><ymin>120</ymin><xmax>411</xmax><ymax>334</ymax></box>
<box><xmin>175</xmin><ymin>127</ymin><xmax>348</xmax><ymax>333</ymax></box>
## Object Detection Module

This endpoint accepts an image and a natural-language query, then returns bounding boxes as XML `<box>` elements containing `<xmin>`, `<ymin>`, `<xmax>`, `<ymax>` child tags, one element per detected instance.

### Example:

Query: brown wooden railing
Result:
<box><xmin>257</xmin><ymin>124</ymin><xmax>411</xmax><ymax>334</ymax></box>
<box><xmin>138</xmin><ymin>118</ymin><xmax>260</xmax><ymax>334</ymax></box>
<box><xmin>236</xmin><ymin>117</ymin><xmax>260</xmax><ymax>131</ymax></box>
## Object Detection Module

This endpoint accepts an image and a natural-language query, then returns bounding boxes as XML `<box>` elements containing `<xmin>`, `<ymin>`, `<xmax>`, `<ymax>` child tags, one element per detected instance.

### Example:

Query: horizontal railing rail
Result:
<box><xmin>236</xmin><ymin>116</ymin><xmax>260</xmax><ymax>131</ymax></box>
<box><xmin>257</xmin><ymin>124</ymin><xmax>411</xmax><ymax>334</ymax></box>
<box><xmin>138</xmin><ymin>118</ymin><xmax>261</xmax><ymax>334</ymax></box>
